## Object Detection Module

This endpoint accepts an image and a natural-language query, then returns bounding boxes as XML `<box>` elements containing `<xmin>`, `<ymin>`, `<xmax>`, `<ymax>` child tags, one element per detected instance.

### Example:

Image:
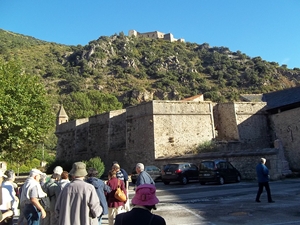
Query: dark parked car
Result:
<box><xmin>162</xmin><ymin>163</ymin><xmax>199</xmax><ymax>185</ymax></box>
<box><xmin>198</xmin><ymin>159</ymin><xmax>241</xmax><ymax>185</ymax></box>
<box><xmin>131</xmin><ymin>165</ymin><xmax>162</xmax><ymax>184</ymax></box>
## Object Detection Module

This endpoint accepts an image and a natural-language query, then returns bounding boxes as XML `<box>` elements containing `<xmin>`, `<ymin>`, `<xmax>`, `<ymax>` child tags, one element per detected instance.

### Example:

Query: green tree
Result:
<box><xmin>62</xmin><ymin>90</ymin><xmax>123</xmax><ymax>120</ymax></box>
<box><xmin>0</xmin><ymin>61</ymin><xmax>54</xmax><ymax>164</ymax></box>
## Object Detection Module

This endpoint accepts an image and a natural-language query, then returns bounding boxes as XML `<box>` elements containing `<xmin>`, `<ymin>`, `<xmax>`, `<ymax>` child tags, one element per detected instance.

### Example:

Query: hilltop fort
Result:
<box><xmin>128</xmin><ymin>30</ymin><xmax>185</xmax><ymax>42</ymax></box>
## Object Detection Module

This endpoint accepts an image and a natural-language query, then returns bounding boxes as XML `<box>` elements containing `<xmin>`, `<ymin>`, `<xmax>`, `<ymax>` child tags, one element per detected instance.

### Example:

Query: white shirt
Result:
<box><xmin>0</xmin><ymin>188</ymin><xmax>13</xmax><ymax>210</ymax></box>
<box><xmin>2</xmin><ymin>180</ymin><xmax>19</xmax><ymax>209</ymax></box>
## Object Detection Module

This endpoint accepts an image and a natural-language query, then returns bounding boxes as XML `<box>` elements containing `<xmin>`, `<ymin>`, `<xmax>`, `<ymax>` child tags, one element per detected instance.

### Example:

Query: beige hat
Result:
<box><xmin>69</xmin><ymin>162</ymin><xmax>88</xmax><ymax>177</ymax></box>
<box><xmin>53</xmin><ymin>166</ymin><xmax>63</xmax><ymax>175</ymax></box>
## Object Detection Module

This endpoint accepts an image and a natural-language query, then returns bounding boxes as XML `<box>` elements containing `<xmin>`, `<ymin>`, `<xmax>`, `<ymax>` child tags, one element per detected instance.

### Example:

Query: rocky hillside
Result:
<box><xmin>1</xmin><ymin>29</ymin><xmax>300</xmax><ymax>110</ymax></box>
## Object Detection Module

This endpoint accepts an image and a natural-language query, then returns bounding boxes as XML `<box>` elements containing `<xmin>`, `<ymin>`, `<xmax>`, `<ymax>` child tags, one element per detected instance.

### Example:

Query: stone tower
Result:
<box><xmin>56</xmin><ymin>105</ymin><xmax>69</xmax><ymax>126</ymax></box>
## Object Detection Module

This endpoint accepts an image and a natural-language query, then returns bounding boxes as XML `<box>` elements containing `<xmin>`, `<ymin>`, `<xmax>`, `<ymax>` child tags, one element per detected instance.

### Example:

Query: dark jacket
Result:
<box><xmin>86</xmin><ymin>177</ymin><xmax>111</xmax><ymax>215</ymax></box>
<box><xmin>256</xmin><ymin>163</ymin><xmax>269</xmax><ymax>183</ymax></box>
<box><xmin>120</xmin><ymin>168</ymin><xmax>128</xmax><ymax>182</ymax></box>
<box><xmin>115</xmin><ymin>208</ymin><xmax>166</xmax><ymax>225</ymax></box>
<box><xmin>42</xmin><ymin>178</ymin><xmax>61</xmax><ymax>211</ymax></box>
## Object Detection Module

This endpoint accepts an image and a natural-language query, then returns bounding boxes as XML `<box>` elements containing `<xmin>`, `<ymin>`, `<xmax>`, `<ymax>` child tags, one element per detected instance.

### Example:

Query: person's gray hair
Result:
<box><xmin>136</xmin><ymin>163</ymin><xmax>144</xmax><ymax>171</ymax></box>
<box><xmin>4</xmin><ymin>170</ymin><xmax>15</xmax><ymax>180</ymax></box>
<box><xmin>260</xmin><ymin>158</ymin><xmax>266</xmax><ymax>164</ymax></box>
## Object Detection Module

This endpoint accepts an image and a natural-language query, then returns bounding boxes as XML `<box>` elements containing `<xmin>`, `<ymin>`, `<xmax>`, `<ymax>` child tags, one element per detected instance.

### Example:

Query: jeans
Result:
<box><xmin>40</xmin><ymin>210</ymin><xmax>58</xmax><ymax>225</ymax></box>
<box><xmin>23</xmin><ymin>204</ymin><xmax>41</xmax><ymax>225</ymax></box>
<box><xmin>98</xmin><ymin>216</ymin><xmax>102</xmax><ymax>225</ymax></box>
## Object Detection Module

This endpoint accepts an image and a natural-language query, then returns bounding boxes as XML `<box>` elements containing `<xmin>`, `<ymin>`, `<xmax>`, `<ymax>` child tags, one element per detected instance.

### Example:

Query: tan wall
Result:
<box><xmin>87</xmin><ymin>113</ymin><xmax>110</xmax><ymax>165</ymax></box>
<box><xmin>152</xmin><ymin>101</ymin><xmax>215</xmax><ymax>157</ymax></box>
<box><xmin>56</xmin><ymin>118</ymin><xmax>89</xmax><ymax>160</ymax></box>
<box><xmin>55</xmin><ymin>99</ymin><xmax>297</xmax><ymax>178</ymax></box>
<box><xmin>214</xmin><ymin>103</ymin><xmax>239</xmax><ymax>140</ymax></box>
<box><xmin>138</xmin><ymin>31</ymin><xmax>165</xmax><ymax>39</ymax></box>
<box><xmin>234</xmin><ymin>102</ymin><xmax>270</xmax><ymax>149</ymax></box>
<box><xmin>125</xmin><ymin>102</ymin><xmax>155</xmax><ymax>168</ymax></box>
<box><xmin>270</xmin><ymin>107</ymin><xmax>300</xmax><ymax>170</ymax></box>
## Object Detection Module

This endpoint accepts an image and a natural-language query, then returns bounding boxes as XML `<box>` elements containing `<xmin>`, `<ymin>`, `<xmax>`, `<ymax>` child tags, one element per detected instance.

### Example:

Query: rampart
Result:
<box><xmin>55</xmin><ymin>99</ymin><xmax>296</xmax><ymax>179</ymax></box>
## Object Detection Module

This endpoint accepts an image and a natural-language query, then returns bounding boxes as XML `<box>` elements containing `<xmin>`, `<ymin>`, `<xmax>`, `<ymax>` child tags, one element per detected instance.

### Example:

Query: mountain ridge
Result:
<box><xmin>1</xmin><ymin>29</ymin><xmax>300</xmax><ymax>112</ymax></box>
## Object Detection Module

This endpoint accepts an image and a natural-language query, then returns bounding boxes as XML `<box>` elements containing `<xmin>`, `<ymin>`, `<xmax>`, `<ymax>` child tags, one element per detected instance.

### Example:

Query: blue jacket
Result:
<box><xmin>256</xmin><ymin>163</ymin><xmax>269</xmax><ymax>183</ymax></box>
<box><xmin>86</xmin><ymin>177</ymin><xmax>111</xmax><ymax>215</ymax></box>
<box><xmin>136</xmin><ymin>171</ymin><xmax>155</xmax><ymax>187</ymax></box>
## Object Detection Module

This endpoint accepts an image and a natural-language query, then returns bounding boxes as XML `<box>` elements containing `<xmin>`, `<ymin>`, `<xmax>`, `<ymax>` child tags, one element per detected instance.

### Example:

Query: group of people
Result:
<box><xmin>2</xmin><ymin>161</ymin><xmax>165</xmax><ymax>225</ymax></box>
<box><xmin>0</xmin><ymin>157</ymin><xmax>275</xmax><ymax>225</ymax></box>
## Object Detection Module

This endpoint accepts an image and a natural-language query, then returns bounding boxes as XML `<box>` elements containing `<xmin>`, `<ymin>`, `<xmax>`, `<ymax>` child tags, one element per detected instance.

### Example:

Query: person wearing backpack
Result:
<box><xmin>86</xmin><ymin>168</ymin><xmax>111</xmax><ymax>225</ymax></box>
<box><xmin>40</xmin><ymin>166</ymin><xmax>63</xmax><ymax>225</ymax></box>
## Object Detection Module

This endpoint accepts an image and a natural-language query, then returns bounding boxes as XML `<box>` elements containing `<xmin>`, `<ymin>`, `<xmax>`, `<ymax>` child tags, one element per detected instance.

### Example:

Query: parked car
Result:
<box><xmin>131</xmin><ymin>165</ymin><xmax>162</xmax><ymax>184</ymax></box>
<box><xmin>162</xmin><ymin>163</ymin><xmax>199</xmax><ymax>185</ymax></box>
<box><xmin>198</xmin><ymin>159</ymin><xmax>241</xmax><ymax>185</ymax></box>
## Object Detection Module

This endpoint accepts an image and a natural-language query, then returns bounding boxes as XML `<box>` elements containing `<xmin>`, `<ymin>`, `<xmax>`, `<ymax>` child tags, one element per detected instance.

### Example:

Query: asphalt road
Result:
<box><xmin>146</xmin><ymin>178</ymin><xmax>300</xmax><ymax>225</ymax></box>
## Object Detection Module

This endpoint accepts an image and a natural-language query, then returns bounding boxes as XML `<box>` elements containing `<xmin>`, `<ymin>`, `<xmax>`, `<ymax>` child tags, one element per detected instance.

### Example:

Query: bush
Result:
<box><xmin>45</xmin><ymin>157</ymin><xmax>105</xmax><ymax>177</ymax></box>
<box><xmin>84</xmin><ymin>157</ymin><xmax>105</xmax><ymax>178</ymax></box>
<box><xmin>196</xmin><ymin>140</ymin><xmax>218</xmax><ymax>153</ymax></box>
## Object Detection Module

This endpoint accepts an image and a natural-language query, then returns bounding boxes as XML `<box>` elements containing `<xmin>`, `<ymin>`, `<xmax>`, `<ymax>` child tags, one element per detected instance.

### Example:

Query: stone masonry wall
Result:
<box><xmin>214</xmin><ymin>102</ymin><xmax>270</xmax><ymax>150</ymax></box>
<box><xmin>125</xmin><ymin>102</ymin><xmax>155</xmax><ymax>170</ymax></box>
<box><xmin>56</xmin><ymin>118</ymin><xmax>88</xmax><ymax>160</ymax></box>
<box><xmin>234</xmin><ymin>102</ymin><xmax>270</xmax><ymax>149</ymax></box>
<box><xmin>214</xmin><ymin>103</ymin><xmax>239</xmax><ymax>141</ymax></box>
<box><xmin>156</xmin><ymin>148</ymin><xmax>281</xmax><ymax>180</ymax></box>
<box><xmin>55</xmin><ymin>100</ymin><xmax>294</xmax><ymax>179</ymax></box>
<box><xmin>152</xmin><ymin>101</ymin><xmax>215</xmax><ymax>158</ymax></box>
<box><xmin>270</xmin><ymin>107</ymin><xmax>300</xmax><ymax>170</ymax></box>
<box><xmin>87</xmin><ymin>113</ymin><xmax>110</xmax><ymax>164</ymax></box>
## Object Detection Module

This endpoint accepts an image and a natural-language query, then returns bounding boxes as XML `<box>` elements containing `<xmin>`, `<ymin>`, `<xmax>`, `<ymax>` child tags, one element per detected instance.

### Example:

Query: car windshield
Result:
<box><xmin>164</xmin><ymin>164</ymin><xmax>178</xmax><ymax>171</ymax></box>
<box><xmin>200</xmin><ymin>161</ymin><xmax>215</xmax><ymax>170</ymax></box>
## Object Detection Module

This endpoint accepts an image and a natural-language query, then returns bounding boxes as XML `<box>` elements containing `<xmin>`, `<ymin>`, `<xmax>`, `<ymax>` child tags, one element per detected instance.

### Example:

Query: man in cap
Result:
<box><xmin>41</xmin><ymin>166</ymin><xmax>63</xmax><ymax>225</ymax></box>
<box><xmin>55</xmin><ymin>162</ymin><xmax>102</xmax><ymax>225</ymax></box>
<box><xmin>20</xmin><ymin>169</ymin><xmax>47</xmax><ymax>225</ymax></box>
<box><xmin>114</xmin><ymin>184</ymin><xmax>166</xmax><ymax>225</ymax></box>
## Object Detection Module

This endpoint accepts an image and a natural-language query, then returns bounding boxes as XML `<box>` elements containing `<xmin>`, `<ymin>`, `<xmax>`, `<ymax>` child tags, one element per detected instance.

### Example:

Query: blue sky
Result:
<box><xmin>1</xmin><ymin>1</ymin><xmax>300</xmax><ymax>69</ymax></box>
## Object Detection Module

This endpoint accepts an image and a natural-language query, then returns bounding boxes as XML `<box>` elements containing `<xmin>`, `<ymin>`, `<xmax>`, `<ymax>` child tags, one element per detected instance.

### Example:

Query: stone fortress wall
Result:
<box><xmin>128</xmin><ymin>30</ymin><xmax>185</xmax><ymax>42</ymax></box>
<box><xmin>56</xmin><ymin>97</ymin><xmax>298</xmax><ymax>180</ymax></box>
